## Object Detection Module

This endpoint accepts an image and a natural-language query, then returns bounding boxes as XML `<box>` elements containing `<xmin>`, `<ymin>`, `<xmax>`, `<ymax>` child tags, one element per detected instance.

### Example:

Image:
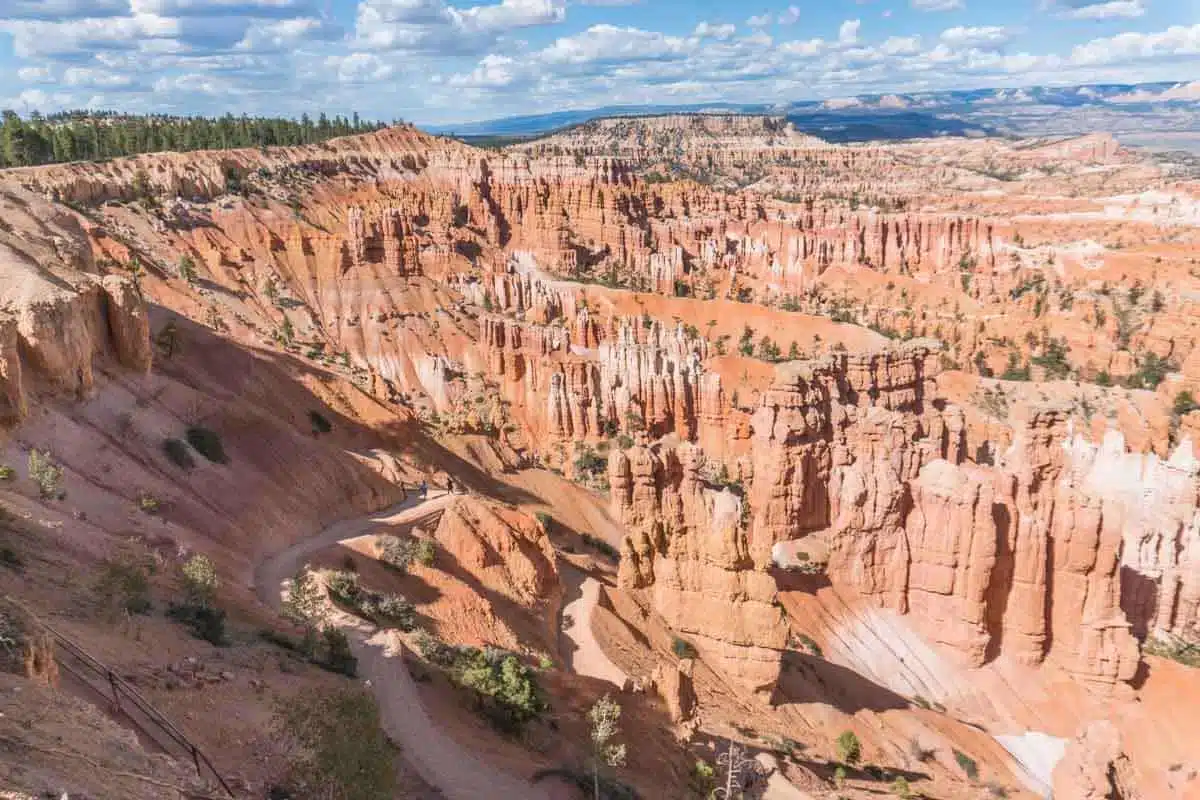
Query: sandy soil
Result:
<box><xmin>559</xmin><ymin>563</ymin><xmax>629</xmax><ymax>689</ymax></box>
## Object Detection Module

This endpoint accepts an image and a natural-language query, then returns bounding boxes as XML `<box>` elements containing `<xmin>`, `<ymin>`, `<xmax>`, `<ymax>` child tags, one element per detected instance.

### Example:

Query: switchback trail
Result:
<box><xmin>253</xmin><ymin>491</ymin><xmax>560</xmax><ymax>800</ymax></box>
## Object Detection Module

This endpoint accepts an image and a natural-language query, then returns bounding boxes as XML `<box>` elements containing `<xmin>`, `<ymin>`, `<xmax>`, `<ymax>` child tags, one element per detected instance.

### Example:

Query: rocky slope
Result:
<box><xmin>0</xmin><ymin>116</ymin><xmax>1198</xmax><ymax>798</ymax></box>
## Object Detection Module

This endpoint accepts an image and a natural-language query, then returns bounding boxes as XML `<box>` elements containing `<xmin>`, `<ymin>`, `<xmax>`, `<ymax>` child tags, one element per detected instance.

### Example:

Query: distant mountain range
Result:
<box><xmin>430</xmin><ymin>81</ymin><xmax>1200</xmax><ymax>144</ymax></box>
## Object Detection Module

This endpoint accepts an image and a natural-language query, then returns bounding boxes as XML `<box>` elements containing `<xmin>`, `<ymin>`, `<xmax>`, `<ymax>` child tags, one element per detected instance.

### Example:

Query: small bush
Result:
<box><xmin>186</xmin><ymin>426</ymin><xmax>228</xmax><ymax>464</ymax></box>
<box><xmin>1143</xmin><ymin>634</ymin><xmax>1200</xmax><ymax>667</ymax></box>
<box><xmin>793</xmin><ymin>632</ymin><xmax>822</xmax><ymax>657</ymax></box>
<box><xmin>168</xmin><ymin>603</ymin><xmax>227</xmax><ymax>645</ymax></box>
<box><xmin>259</xmin><ymin>628</ymin><xmax>302</xmax><ymax>653</ymax></box>
<box><xmin>953</xmin><ymin>749</ymin><xmax>979</xmax><ymax>781</ymax></box>
<box><xmin>138</xmin><ymin>494</ymin><xmax>161</xmax><ymax>514</ymax></box>
<box><xmin>837</xmin><ymin>730</ymin><xmax>862</xmax><ymax>766</ymax></box>
<box><xmin>892</xmin><ymin>776</ymin><xmax>912</xmax><ymax>798</ymax></box>
<box><xmin>95</xmin><ymin>551</ymin><xmax>154</xmax><ymax>616</ymax></box>
<box><xmin>415</xmin><ymin>538</ymin><xmax>436</xmax><ymax>567</ymax></box>
<box><xmin>359</xmin><ymin>592</ymin><xmax>417</xmax><ymax>631</ymax></box>
<box><xmin>454</xmin><ymin>646</ymin><xmax>546</xmax><ymax>732</ymax></box>
<box><xmin>325</xmin><ymin>569</ymin><xmax>360</xmax><ymax>604</ymax></box>
<box><xmin>162</xmin><ymin>438</ymin><xmax>195</xmax><ymax>470</ymax></box>
<box><xmin>308</xmin><ymin>410</ymin><xmax>332</xmax><ymax>435</ymax></box>
<box><xmin>582</xmin><ymin>533</ymin><xmax>619</xmax><ymax>561</ymax></box>
<box><xmin>274</xmin><ymin>688</ymin><xmax>394</xmax><ymax>799</ymax></box>
<box><xmin>535</xmin><ymin>511</ymin><xmax>553</xmax><ymax>531</ymax></box>
<box><xmin>28</xmin><ymin>450</ymin><xmax>64</xmax><ymax>499</ymax></box>
<box><xmin>1174</xmin><ymin>391</ymin><xmax>1199</xmax><ymax>417</ymax></box>
<box><xmin>415</xmin><ymin>629</ymin><xmax>457</xmax><ymax>666</ymax></box>
<box><xmin>691</xmin><ymin>759</ymin><xmax>717</xmax><ymax>796</ymax></box>
<box><xmin>0</xmin><ymin>465</ymin><xmax>14</xmax><ymax>481</ymax></box>
<box><xmin>321</xmin><ymin>627</ymin><xmax>357</xmax><ymax>677</ymax></box>
<box><xmin>377</xmin><ymin>535</ymin><xmax>415</xmax><ymax>571</ymax></box>
<box><xmin>181</xmin><ymin>554</ymin><xmax>219</xmax><ymax>609</ymax></box>
<box><xmin>0</xmin><ymin>546</ymin><xmax>22</xmax><ymax>570</ymax></box>
<box><xmin>671</xmin><ymin>636</ymin><xmax>697</xmax><ymax>660</ymax></box>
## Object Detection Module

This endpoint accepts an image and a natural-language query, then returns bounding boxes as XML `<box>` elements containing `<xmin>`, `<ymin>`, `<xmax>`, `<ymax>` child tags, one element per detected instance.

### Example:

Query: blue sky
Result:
<box><xmin>0</xmin><ymin>0</ymin><xmax>1197</xmax><ymax>125</ymax></box>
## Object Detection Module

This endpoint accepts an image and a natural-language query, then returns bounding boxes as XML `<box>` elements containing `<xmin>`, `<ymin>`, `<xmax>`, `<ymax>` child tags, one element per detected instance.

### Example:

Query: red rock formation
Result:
<box><xmin>1052</xmin><ymin>721</ymin><xmax>1143</xmax><ymax>800</ymax></box>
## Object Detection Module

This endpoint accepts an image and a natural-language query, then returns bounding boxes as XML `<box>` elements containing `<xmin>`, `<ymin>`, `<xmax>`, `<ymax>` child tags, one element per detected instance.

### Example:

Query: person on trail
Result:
<box><xmin>419</xmin><ymin>480</ymin><xmax>428</xmax><ymax>499</ymax></box>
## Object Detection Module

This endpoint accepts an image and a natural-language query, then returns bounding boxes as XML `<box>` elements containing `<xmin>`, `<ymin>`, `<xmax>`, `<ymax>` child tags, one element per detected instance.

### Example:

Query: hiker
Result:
<box><xmin>419</xmin><ymin>480</ymin><xmax>428</xmax><ymax>499</ymax></box>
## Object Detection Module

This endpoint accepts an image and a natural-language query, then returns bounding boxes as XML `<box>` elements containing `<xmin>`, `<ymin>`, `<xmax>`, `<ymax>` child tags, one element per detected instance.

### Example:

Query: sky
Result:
<box><xmin>0</xmin><ymin>0</ymin><xmax>1197</xmax><ymax>125</ymax></box>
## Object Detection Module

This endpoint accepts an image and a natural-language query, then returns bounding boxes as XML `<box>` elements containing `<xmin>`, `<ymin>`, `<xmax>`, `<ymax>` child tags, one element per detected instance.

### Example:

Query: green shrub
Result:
<box><xmin>1143</xmin><ymin>634</ymin><xmax>1200</xmax><ymax>666</ymax></box>
<box><xmin>953</xmin><ymin>749</ymin><xmax>979</xmax><ymax>781</ymax></box>
<box><xmin>321</xmin><ymin>626</ymin><xmax>357</xmax><ymax>676</ymax></box>
<box><xmin>1174</xmin><ymin>391</ymin><xmax>1199</xmax><ymax>417</ymax></box>
<box><xmin>415</xmin><ymin>629</ymin><xmax>457</xmax><ymax>666</ymax></box>
<box><xmin>95</xmin><ymin>550</ymin><xmax>154</xmax><ymax>615</ymax></box>
<box><xmin>274</xmin><ymin>688</ymin><xmax>394</xmax><ymax>800</ymax></box>
<box><xmin>671</xmin><ymin>636</ymin><xmax>697</xmax><ymax>660</ymax></box>
<box><xmin>892</xmin><ymin>776</ymin><xmax>912</xmax><ymax>798</ymax></box>
<box><xmin>535</xmin><ymin>511</ymin><xmax>552</xmax><ymax>530</ymax></box>
<box><xmin>1126</xmin><ymin>352</ymin><xmax>1175</xmax><ymax>390</ymax></box>
<box><xmin>836</xmin><ymin>730</ymin><xmax>862</xmax><ymax>766</ymax></box>
<box><xmin>181</xmin><ymin>554</ymin><xmax>219</xmax><ymax>609</ymax></box>
<box><xmin>162</xmin><ymin>438</ymin><xmax>195</xmax><ymax>469</ymax></box>
<box><xmin>28</xmin><ymin>450</ymin><xmax>64</xmax><ymax>499</ymax></box>
<box><xmin>377</xmin><ymin>535</ymin><xmax>416</xmax><ymax>571</ymax></box>
<box><xmin>793</xmin><ymin>632</ymin><xmax>822</xmax><ymax>657</ymax></box>
<box><xmin>0</xmin><ymin>465</ymin><xmax>14</xmax><ymax>481</ymax></box>
<box><xmin>168</xmin><ymin>602</ymin><xmax>227</xmax><ymax>645</ymax></box>
<box><xmin>415</xmin><ymin>538</ymin><xmax>436</xmax><ymax>567</ymax></box>
<box><xmin>325</xmin><ymin>569</ymin><xmax>360</xmax><ymax>604</ymax></box>
<box><xmin>1031</xmin><ymin>338</ymin><xmax>1071</xmax><ymax>379</ymax></box>
<box><xmin>186</xmin><ymin>426</ymin><xmax>228</xmax><ymax>464</ymax></box>
<box><xmin>308</xmin><ymin>410</ymin><xmax>332</xmax><ymax>435</ymax></box>
<box><xmin>138</xmin><ymin>494</ymin><xmax>161</xmax><ymax>514</ymax></box>
<box><xmin>573</xmin><ymin>446</ymin><xmax>607</xmax><ymax>481</ymax></box>
<box><xmin>413</xmin><ymin>633</ymin><xmax>545</xmax><ymax>732</ymax></box>
<box><xmin>455</xmin><ymin>647</ymin><xmax>546</xmax><ymax>732</ymax></box>
<box><xmin>581</xmin><ymin>533</ymin><xmax>619</xmax><ymax>561</ymax></box>
<box><xmin>0</xmin><ymin>545</ymin><xmax>22</xmax><ymax>570</ymax></box>
<box><xmin>358</xmin><ymin>592</ymin><xmax>417</xmax><ymax>631</ymax></box>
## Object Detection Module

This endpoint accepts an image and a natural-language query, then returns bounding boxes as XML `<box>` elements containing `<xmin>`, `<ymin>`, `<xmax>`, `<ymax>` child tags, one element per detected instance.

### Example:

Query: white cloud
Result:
<box><xmin>779</xmin><ymin>37</ymin><xmax>825</xmax><ymax>57</ymax></box>
<box><xmin>778</xmin><ymin>6</ymin><xmax>800</xmax><ymax>25</ymax></box>
<box><xmin>1069</xmin><ymin>23</ymin><xmax>1200</xmax><ymax>66</ymax></box>
<box><xmin>881</xmin><ymin>35</ymin><xmax>922</xmax><ymax>55</ymax></box>
<box><xmin>236</xmin><ymin>16</ymin><xmax>339</xmax><ymax>51</ymax></box>
<box><xmin>746</xmin><ymin>12</ymin><xmax>772</xmax><ymax>27</ymax></box>
<box><xmin>17</xmin><ymin>66</ymin><xmax>55</xmax><ymax>82</ymax></box>
<box><xmin>911</xmin><ymin>0</ymin><xmax>964</xmax><ymax>10</ymax></box>
<box><xmin>325</xmin><ymin>52</ymin><xmax>396</xmax><ymax>82</ymax></box>
<box><xmin>540</xmin><ymin>24</ymin><xmax>689</xmax><ymax>65</ymax></box>
<box><xmin>939</xmin><ymin>25</ymin><xmax>1011</xmax><ymax>48</ymax></box>
<box><xmin>693</xmin><ymin>22</ymin><xmax>736</xmax><ymax>40</ymax></box>
<box><xmin>2</xmin><ymin>0</ymin><xmax>130</xmax><ymax>20</ymax></box>
<box><xmin>130</xmin><ymin>0</ymin><xmax>316</xmax><ymax>17</ymax></box>
<box><xmin>355</xmin><ymin>0</ymin><xmax>565</xmax><ymax>54</ymax></box>
<box><xmin>449</xmin><ymin>54</ymin><xmax>517</xmax><ymax>86</ymax></box>
<box><xmin>1056</xmin><ymin>0</ymin><xmax>1145</xmax><ymax>20</ymax></box>
<box><xmin>64</xmin><ymin>66</ymin><xmax>136</xmax><ymax>88</ymax></box>
<box><xmin>838</xmin><ymin>19</ymin><xmax>860</xmax><ymax>45</ymax></box>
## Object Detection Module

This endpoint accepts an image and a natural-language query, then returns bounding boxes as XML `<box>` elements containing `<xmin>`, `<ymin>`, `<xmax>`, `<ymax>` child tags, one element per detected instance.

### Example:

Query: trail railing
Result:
<box><xmin>4</xmin><ymin>597</ymin><xmax>236</xmax><ymax>798</ymax></box>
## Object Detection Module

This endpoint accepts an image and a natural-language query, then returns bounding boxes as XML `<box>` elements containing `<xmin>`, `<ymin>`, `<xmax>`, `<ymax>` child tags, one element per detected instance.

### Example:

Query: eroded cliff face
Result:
<box><xmin>606</xmin><ymin>339</ymin><xmax>1192</xmax><ymax>697</ymax></box>
<box><xmin>4</xmin><ymin>123</ymin><xmax>1198</xmax><ymax>719</ymax></box>
<box><xmin>0</xmin><ymin>187</ymin><xmax>151</xmax><ymax>421</ymax></box>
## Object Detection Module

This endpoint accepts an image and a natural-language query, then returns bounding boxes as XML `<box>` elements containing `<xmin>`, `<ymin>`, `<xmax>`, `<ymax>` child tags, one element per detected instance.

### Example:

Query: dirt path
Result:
<box><xmin>558</xmin><ymin>563</ymin><xmax>629</xmax><ymax>689</ymax></box>
<box><xmin>253</xmin><ymin>491</ymin><xmax>559</xmax><ymax>800</ymax></box>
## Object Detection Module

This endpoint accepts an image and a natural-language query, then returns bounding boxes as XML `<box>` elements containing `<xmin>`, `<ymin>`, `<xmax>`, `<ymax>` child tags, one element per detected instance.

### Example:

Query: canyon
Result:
<box><xmin>0</xmin><ymin>113</ymin><xmax>1198</xmax><ymax>799</ymax></box>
